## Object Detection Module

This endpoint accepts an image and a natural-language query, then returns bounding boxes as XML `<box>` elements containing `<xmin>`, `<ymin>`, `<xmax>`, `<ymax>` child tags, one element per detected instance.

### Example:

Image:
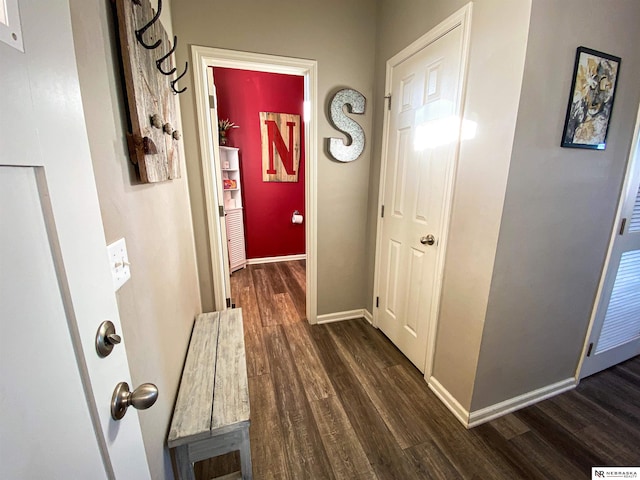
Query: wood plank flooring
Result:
<box><xmin>196</xmin><ymin>261</ymin><xmax>640</xmax><ymax>479</ymax></box>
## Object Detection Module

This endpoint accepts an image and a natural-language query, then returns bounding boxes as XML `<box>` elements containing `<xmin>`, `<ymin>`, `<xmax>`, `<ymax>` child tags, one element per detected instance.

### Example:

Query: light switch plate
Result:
<box><xmin>107</xmin><ymin>238</ymin><xmax>131</xmax><ymax>291</ymax></box>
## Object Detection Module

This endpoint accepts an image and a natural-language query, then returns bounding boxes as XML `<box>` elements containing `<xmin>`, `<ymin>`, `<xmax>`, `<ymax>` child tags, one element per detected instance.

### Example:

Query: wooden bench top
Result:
<box><xmin>168</xmin><ymin>309</ymin><xmax>250</xmax><ymax>448</ymax></box>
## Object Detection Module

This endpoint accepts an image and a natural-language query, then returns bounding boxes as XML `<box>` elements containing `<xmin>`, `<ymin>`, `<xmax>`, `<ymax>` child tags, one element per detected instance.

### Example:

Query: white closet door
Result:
<box><xmin>581</xmin><ymin>108</ymin><xmax>640</xmax><ymax>378</ymax></box>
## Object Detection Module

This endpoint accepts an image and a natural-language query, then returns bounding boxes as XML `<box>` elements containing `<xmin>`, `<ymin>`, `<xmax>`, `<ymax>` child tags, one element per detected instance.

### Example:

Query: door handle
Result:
<box><xmin>420</xmin><ymin>234</ymin><xmax>436</xmax><ymax>246</ymax></box>
<box><xmin>111</xmin><ymin>382</ymin><xmax>158</xmax><ymax>420</ymax></box>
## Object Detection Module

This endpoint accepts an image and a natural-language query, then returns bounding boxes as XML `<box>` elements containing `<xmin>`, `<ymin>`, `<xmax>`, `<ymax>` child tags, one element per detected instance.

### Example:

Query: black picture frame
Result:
<box><xmin>561</xmin><ymin>46</ymin><xmax>621</xmax><ymax>150</ymax></box>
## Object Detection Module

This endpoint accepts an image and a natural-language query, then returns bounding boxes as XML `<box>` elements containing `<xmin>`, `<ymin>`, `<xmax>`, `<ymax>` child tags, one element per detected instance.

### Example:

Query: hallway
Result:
<box><xmin>196</xmin><ymin>262</ymin><xmax>640</xmax><ymax>479</ymax></box>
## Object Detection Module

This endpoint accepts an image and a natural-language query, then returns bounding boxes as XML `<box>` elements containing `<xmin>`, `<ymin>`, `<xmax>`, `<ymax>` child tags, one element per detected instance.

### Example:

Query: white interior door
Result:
<box><xmin>0</xmin><ymin>1</ymin><xmax>149</xmax><ymax>478</ymax></box>
<box><xmin>581</xmin><ymin>106</ymin><xmax>640</xmax><ymax>378</ymax></box>
<box><xmin>1</xmin><ymin>167</ymin><xmax>110</xmax><ymax>479</ymax></box>
<box><xmin>206</xmin><ymin>66</ymin><xmax>232</xmax><ymax>308</ymax></box>
<box><xmin>376</xmin><ymin>15</ymin><xmax>468</xmax><ymax>372</ymax></box>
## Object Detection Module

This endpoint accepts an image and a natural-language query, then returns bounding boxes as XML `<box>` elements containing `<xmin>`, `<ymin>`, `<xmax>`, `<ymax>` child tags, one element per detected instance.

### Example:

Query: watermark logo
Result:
<box><xmin>592</xmin><ymin>467</ymin><xmax>640</xmax><ymax>479</ymax></box>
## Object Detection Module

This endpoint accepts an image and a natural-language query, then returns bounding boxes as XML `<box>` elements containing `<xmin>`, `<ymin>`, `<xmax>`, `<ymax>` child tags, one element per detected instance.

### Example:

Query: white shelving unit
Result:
<box><xmin>220</xmin><ymin>146</ymin><xmax>246</xmax><ymax>272</ymax></box>
<box><xmin>220</xmin><ymin>146</ymin><xmax>242</xmax><ymax>209</ymax></box>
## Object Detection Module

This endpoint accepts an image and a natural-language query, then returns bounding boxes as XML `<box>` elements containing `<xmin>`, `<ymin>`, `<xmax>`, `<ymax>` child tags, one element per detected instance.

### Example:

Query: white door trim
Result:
<box><xmin>577</xmin><ymin>102</ymin><xmax>640</xmax><ymax>380</ymax></box>
<box><xmin>191</xmin><ymin>46</ymin><xmax>318</xmax><ymax>324</ymax></box>
<box><xmin>372</xmin><ymin>3</ymin><xmax>473</xmax><ymax>378</ymax></box>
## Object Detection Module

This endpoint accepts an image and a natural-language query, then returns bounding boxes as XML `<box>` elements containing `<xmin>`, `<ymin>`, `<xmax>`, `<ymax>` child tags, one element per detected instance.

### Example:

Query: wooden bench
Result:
<box><xmin>168</xmin><ymin>309</ymin><xmax>252</xmax><ymax>480</ymax></box>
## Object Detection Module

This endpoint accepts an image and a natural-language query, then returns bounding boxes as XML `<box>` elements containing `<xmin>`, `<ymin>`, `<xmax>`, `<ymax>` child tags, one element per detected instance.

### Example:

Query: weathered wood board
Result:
<box><xmin>260</xmin><ymin>112</ymin><xmax>300</xmax><ymax>182</ymax></box>
<box><xmin>114</xmin><ymin>0</ymin><xmax>182</xmax><ymax>183</ymax></box>
<box><xmin>212</xmin><ymin>309</ymin><xmax>251</xmax><ymax>431</ymax></box>
<box><xmin>168</xmin><ymin>312</ymin><xmax>220</xmax><ymax>446</ymax></box>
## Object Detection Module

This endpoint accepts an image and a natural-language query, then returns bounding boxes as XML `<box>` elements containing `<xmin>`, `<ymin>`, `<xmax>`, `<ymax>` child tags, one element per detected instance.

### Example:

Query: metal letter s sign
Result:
<box><xmin>328</xmin><ymin>88</ymin><xmax>366</xmax><ymax>162</ymax></box>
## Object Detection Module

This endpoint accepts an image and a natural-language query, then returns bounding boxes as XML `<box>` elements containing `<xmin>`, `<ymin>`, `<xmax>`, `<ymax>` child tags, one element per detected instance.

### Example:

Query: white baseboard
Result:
<box><xmin>246</xmin><ymin>254</ymin><xmax>306</xmax><ymax>265</ymax></box>
<box><xmin>428</xmin><ymin>375</ymin><xmax>577</xmax><ymax>429</ymax></box>
<box><xmin>363</xmin><ymin>309</ymin><xmax>373</xmax><ymax>324</ymax></box>
<box><xmin>428</xmin><ymin>376</ymin><xmax>471</xmax><ymax>427</ymax></box>
<box><xmin>317</xmin><ymin>309</ymin><xmax>368</xmax><ymax>324</ymax></box>
<box><xmin>467</xmin><ymin>377</ymin><xmax>576</xmax><ymax>428</ymax></box>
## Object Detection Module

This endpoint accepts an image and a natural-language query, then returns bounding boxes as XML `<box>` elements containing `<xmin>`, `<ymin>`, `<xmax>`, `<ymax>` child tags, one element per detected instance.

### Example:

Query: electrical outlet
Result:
<box><xmin>107</xmin><ymin>238</ymin><xmax>131</xmax><ymax>291</ymax></box>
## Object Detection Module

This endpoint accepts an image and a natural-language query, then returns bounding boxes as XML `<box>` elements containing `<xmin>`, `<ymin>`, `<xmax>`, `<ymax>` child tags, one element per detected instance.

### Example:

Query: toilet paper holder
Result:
<box><xmin>292</xmin><ymin>210</ymin><xmax>303</xmax><ymax>224</ymax></box>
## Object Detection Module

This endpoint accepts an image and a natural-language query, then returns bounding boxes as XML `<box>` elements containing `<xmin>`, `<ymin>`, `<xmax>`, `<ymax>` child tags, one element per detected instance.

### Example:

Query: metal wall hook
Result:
<box><xmin>135</xmin><ymin>0</ymin><xmax>163</xmax><ymax>50</ymax></box>
<box><xmin>171</xmin><ymin>62</ymin><xmax>188</xmax><ymax>94</ymax></box>
<box><xmin>156</xmin><ymin>35</ymin><xmax>177</xmax><ymax>75</ymax></box>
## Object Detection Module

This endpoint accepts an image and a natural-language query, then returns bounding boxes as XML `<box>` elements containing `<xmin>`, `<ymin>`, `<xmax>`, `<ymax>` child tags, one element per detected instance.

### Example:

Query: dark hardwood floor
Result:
<box><xmin>196</xmin><ymin>260</ymin><xmax>640</xmax><ymax>479</ymax></box>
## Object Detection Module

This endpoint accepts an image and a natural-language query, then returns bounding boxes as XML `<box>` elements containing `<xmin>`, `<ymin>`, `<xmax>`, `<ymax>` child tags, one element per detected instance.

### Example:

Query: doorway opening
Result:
<box><xmin>191</xmin><ymin>46</ymin><xmax>318</xmax><ymax>323</ymax></box>
<box><xmin>213</xmin><ymin>66</ymin><xmax>306</xmax><ymax>310</ymax></box>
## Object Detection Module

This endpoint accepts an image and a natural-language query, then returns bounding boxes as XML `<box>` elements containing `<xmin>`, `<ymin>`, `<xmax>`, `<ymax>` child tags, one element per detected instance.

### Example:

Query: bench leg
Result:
<box><xmin>239</xmin><ymin>427</ymin><xmax>253</xmax><ymax>480</ymax></box>
<box><xmin>174</xmin><ymin>445</ymin><xmax>196</xmax><ymax>480</ymax></box>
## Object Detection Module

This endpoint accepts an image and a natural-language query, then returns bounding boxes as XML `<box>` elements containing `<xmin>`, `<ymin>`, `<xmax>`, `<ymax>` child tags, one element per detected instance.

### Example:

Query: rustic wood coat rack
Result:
<box><xmin>113</xmin><ymin>0</ymin><xmax>187</xmax><ymax>183</ymax></box>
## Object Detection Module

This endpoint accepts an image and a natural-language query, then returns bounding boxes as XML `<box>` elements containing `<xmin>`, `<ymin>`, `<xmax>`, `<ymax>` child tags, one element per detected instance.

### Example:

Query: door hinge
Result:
<box><xmin>219</xmin><ymin>205</ymin><xmax>225</xmax><ymax>217</ymax></box>
<box><xmin>384</xmin><ymin>95</ymin><xmax>391</xmax><ymax>110</ymax></box>
<box><xmin>586</xmin><ymin>342</ymin><xmax>594</xmax><ymax>357</ymax></box>
<box><xmin>381</xmin><ymin>205</ymin><xmax>385</xmax><ymax>218</ymax></box>
<box><xmin>376</xmin><ymin>296</ymin><xmax>379</xmax><ymax>308</ymax></box>
<box><xmin>226</xmin><ymin>297</ymin><xmax>232</xmax><ymax>308</ymax></box>
<box><xmin>209</xmin><ymin>94</ymin><xmax>216</xmax><ymax>109</ymax></box>
<box><xmin>619</xmin><ymin>218</ymin><xmax>627</xmax><ymax>235</ymax></box>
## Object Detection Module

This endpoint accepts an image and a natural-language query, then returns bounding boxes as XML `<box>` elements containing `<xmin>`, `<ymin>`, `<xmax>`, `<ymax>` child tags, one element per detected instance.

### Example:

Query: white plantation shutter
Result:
<box><xmin>629</xmin><ymin>186</ymin><xmax>640</xmax><ymax>232</ymax></box>
<box><xmin>596</xmin><ymin>249</ymin><xmax>640</xmax><ymax>353</ymax></box>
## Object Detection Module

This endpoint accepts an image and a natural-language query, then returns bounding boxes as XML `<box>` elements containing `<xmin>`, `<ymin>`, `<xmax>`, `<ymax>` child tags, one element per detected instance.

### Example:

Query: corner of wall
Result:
<box><xmin>429</xmin><ymin>0</ymin><xmax>532</xmax><ymax>412</ymax></box>
<box><xmin>469</xmin><ymin>0</ymin><xmax>640</xmax><ymax>414</ymax></box>
<box><xmin>428</xmin><ymin>376</ymin><xmax>471</xmax><ymax>428</ymax></box>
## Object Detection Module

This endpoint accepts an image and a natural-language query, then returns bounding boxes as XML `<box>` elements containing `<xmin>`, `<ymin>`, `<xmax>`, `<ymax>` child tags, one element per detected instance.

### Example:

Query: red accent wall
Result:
<box><xmin>213</xmin><ymin>67</ymin><xmax>305</xmax><ymax>259</ymax></box>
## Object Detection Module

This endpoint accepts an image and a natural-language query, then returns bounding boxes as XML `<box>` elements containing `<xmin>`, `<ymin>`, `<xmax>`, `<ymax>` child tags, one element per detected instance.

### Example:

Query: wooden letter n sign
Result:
<box><xmin>260</xmin><ymin>112</ymin><xmax>300</xmax><ymax>182</ymax></box>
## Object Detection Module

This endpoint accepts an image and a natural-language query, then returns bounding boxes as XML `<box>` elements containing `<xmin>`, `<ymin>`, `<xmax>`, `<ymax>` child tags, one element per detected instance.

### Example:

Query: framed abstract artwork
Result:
<box><xmin>561</xmin><ymin>46</ymin><xmax>621</xmax><ymax>150</ymax></box>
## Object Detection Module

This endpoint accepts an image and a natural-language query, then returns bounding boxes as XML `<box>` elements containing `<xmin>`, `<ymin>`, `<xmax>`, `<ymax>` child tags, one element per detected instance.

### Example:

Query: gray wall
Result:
<box><xmin>471</xmin><ymin>0</ymin><xmax>640</xmax><ymax>410</ymax></box>
<box><xmin>370</xmin><ymin>0</ymin><xmax>532</xmax><ymax>408</ymax></box>
<box><xmin>172</xmin><ymin>0</ymin><xmax>378</xmax><ymax>315</ymax></box>
<box><xmin>70</xmin><ymin>2</ymin><xmax>202</xmax><ymax>478</ymax></box>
